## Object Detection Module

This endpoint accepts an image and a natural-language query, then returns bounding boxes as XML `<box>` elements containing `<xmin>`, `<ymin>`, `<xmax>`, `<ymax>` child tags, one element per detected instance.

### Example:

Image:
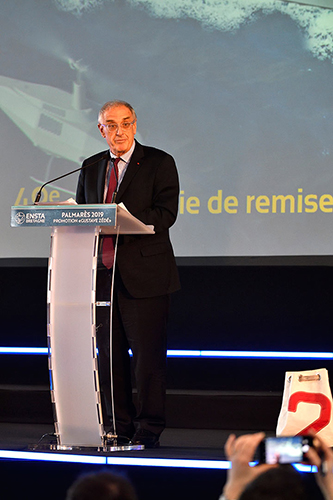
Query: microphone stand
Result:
<box><xmin>34</xmin><ymin>153</ymin><xmax>109</xmax><ymax>204</ymax></box>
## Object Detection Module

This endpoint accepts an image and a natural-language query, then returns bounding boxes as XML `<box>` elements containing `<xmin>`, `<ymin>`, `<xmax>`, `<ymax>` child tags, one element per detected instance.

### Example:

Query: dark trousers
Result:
<box><xmin>96</xmin><ymin>267</ymin><xmax>169</xmax><ymax>439</ymax></box>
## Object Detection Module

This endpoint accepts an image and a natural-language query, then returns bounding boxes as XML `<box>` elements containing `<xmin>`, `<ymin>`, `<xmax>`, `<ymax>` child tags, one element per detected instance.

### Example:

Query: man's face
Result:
<box><xmin>98</xmin><ymin>105</ymin><xmax>137</xmax><ymax>157</ymax></box>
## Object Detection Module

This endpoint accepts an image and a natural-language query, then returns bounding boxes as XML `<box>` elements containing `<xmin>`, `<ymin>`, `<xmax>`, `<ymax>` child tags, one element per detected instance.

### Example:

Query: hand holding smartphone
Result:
<box><xmin>259</xmin><ymin>435</ymin><xmax>313</xmax><ymax>464</ymax></box>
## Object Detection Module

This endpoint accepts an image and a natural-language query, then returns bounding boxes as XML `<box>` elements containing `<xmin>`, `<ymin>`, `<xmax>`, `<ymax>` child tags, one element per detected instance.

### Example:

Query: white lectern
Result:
<box><xmin>11</xmin><ymin>204</ymin><xmax>154</xmax><ymax>451</ymax></box>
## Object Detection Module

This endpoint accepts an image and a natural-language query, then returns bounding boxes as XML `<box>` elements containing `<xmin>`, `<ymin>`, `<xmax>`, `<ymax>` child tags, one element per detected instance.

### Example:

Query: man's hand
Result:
<box><xmin>305</xmin><ymin>432</ymin><xmax>333</xmax><ymax>500</ymax></box>
<box><xmin>222</xmin><ymin>432</ymin><xmax>277</xmax><ymax>500</ymax></box>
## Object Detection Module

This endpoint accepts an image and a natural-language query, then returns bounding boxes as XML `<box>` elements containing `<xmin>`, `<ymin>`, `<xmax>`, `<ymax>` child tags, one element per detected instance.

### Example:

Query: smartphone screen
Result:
<box><xmin>259</xmin><ymin>436</ymin><xmax>312</xmax><ymax>464</ymax></box>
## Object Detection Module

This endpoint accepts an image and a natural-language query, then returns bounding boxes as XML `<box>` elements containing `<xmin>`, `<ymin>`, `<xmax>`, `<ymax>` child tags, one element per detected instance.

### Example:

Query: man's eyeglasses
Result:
<box><xmin>100</xmin><ymin>120</ymin><xmax>136</xmax><ymax>132</ymax></box>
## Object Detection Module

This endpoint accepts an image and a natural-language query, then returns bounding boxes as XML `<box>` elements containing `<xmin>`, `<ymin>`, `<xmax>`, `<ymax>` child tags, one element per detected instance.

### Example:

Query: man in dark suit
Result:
<box><xmin>76</xmin><ymin>100</ymin><xmax>180</xmax><ymax>448</ymax></box>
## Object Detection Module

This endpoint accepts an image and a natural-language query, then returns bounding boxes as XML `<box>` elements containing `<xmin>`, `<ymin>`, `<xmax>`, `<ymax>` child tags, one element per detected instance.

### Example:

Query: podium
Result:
<box><xmin>11</xmin><ymin>204</ymin><xmax>154</xmax><ymax>450</ymax></box>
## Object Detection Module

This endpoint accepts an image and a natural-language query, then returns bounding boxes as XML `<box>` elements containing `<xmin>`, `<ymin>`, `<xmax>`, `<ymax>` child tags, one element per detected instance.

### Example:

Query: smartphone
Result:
<box><xmin>259</xmin><ymin>435</ymin><xmax>313</xmax><ymax>464</ymax></box>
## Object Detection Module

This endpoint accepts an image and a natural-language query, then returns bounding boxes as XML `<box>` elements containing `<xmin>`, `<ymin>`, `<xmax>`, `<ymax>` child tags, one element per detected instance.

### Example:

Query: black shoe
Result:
<box><xmin>130</xmin><ymin>429</ymin><xmax>160</xmax><ymax>448</ymax></box>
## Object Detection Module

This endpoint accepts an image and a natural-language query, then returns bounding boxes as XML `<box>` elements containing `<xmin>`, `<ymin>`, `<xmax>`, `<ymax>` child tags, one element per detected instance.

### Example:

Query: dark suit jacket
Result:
<box><xmin>76</xmin><ymin>140</ymin><xmax>180</xmax><ymax>298</ymax></box>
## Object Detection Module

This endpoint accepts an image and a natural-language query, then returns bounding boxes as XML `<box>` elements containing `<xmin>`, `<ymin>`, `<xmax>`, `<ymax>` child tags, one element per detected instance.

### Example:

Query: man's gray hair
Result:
<box><xmin>98</xmin><ymin>100</ymin><xmax>137</xmax><ymax>122</ymax></box>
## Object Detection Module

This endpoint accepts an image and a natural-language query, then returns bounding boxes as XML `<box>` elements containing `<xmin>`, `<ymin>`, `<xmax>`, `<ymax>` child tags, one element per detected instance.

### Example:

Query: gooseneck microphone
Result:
<box><xmin>34</xmin><ymin>152</ymin><xmax>109</xmax><ymax>204</ymax></box>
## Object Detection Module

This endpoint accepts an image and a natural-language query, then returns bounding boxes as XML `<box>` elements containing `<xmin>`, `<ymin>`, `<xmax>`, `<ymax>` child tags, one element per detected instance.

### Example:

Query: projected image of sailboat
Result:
<box><xmin>0</xmin><ymin>59</ymin><xmax>106</xmax><ymax>195</ymax></box>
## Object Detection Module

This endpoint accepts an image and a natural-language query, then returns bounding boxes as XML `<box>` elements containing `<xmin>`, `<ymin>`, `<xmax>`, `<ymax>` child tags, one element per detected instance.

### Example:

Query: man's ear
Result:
<box><xmin>98</xmin><ymin>123</ymin><xmax>106</xmax><ymax>138</ymax></box>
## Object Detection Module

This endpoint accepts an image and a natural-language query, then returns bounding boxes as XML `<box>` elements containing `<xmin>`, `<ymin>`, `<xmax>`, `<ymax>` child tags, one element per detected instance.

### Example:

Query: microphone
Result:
<box><xmin>34</xmin><ymin>152</ymin><xmax>109</xmax><ymax>204</ymax></box>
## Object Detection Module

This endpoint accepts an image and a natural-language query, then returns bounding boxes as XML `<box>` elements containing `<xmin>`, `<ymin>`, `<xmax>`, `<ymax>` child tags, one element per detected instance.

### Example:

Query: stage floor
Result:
<box><xmin>0</xmin><ymin>422</ymin><xmax>236</xmax><ymax>458</ymax></box>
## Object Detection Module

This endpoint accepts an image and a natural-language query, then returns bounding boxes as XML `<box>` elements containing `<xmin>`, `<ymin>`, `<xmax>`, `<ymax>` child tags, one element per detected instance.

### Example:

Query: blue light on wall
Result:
<box><xmin>0</xmin><ymin>347</ymin><xmax>332</xmax><ymax>360</ymax></box>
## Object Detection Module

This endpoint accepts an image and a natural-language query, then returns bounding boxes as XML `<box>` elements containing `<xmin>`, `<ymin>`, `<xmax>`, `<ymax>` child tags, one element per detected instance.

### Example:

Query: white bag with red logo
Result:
<box><xmin>276</xmin><ymin>368</ymin><xmax>333</xmax><ymax>446</ymax></box>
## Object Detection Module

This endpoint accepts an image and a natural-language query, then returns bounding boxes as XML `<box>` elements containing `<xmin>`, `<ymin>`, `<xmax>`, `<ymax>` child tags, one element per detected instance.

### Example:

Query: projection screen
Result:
<box><xmin>1</xmin><ymin>0</ymin><xmax>333</xmax><ymax>258</ymax></box>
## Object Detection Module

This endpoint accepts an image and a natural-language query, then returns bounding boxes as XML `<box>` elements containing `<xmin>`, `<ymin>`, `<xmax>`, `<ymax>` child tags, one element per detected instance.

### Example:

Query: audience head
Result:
<box><xmin>239</xmin><ymin>464</ymin><xmax>307</xmax><ymax>500</ymax></box>
<box><xmin>65</xmin><ymin>470</ymin><xmax>138</xmax><ymax>500</ymax></box>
